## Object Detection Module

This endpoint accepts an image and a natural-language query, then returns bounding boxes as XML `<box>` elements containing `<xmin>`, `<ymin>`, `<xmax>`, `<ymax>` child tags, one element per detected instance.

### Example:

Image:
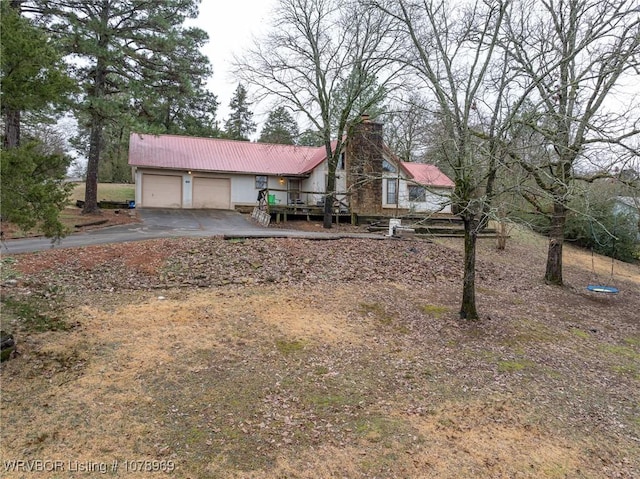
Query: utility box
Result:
<box><xmin>389</xmin><ymin>218</ymin><xmax>401</xmax><ymax>236</ymax></box>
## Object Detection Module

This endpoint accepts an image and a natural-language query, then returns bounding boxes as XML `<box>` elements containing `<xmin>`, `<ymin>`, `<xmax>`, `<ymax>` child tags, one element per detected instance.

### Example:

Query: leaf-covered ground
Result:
<box><xmin>1</xmin><ymin>229</ymin><xmax>639</xmax><ymax>478</ymax></box>
<box><xmin>0</xmin><ymin>206</ymin><xmax>140</xmax><ymax>240</ymax></box>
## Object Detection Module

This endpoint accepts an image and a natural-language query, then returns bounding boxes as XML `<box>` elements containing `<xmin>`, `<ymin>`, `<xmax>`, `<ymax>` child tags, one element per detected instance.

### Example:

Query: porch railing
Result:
<box><xmin>258</xmin><ymin>188</ymin><xmax>351</xmax><ymax>214</ymax></box>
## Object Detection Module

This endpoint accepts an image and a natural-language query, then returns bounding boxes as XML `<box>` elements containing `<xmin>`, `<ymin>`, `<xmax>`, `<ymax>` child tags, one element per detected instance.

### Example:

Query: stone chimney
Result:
<box><xmin>346</xmin><ymin>114</ymin><xmax>384</xmax><ymax>215</ymax></box>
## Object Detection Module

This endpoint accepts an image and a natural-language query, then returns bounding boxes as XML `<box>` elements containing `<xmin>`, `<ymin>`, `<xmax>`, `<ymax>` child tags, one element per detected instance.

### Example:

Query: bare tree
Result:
<box><xmin>381</xmin><ymin>94</ymin><xmax>434</xmax><ymax>163</ymax></box>
<box><xmin>235</xmin><ymin>0</ymin><xmax>402</xmax><ymax>228</ymax></box>
<box><xmin>372</xmin><ymin>0</ymin><xmax>514</xmax><ymax>320</ymax></box>
<box><xmin>503</xmin><ymin>0</ymin><xmax>640</xmax><ymax>285</ymax></box>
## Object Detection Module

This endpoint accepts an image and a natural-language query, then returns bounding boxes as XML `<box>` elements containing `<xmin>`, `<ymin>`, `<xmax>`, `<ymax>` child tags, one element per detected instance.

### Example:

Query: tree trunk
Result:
<box><xmin>323</xmin><ymin>153</ymin><xmax>337</xmax><ymax>229</ymax></box>
<box><xmin>460</xmin><ymin>218</ymin><xmax>479</xmax><ymax>320</ymax></box>
<box><xmin>544</xmin><ymin>200</ymin><xmax>566</xmax><ymax>285</ymax></box>
<box><xmin>496</xmin><ymin>205</ymin><xmax>507</xmax><ymax>250</ymax></box>
<box><xmin>82</xmin><ymin>1</ymin><xmax>110</xmax><ymax>214</ymax></box>
<box><xmin>3</xmin><ymin>1</ymin><xmax>22</xmax><ymax>149</ymax></box>
<box><xmin>83</xmin><ymin>113</ymin><xmax>103</xmax><ymax>213</ymax></box>
<box><xmin>496</xmin><ymin>220</ymin><xmax>507</xmax><ymax>250</ymax></box>
<box><xmin>3</xmin><ymin>109</ymin><xmax>20</xmax><ymax>149</ymax></box>
<box><xmin>323</xmin><ymin>193</ymin><xmax>334</xmax><ymax>229</ymax></box>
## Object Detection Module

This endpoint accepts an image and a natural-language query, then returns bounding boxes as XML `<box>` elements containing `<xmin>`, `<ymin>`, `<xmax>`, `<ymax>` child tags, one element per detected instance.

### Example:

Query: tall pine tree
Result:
<box><xmin>1</xmin><ymin>1</ymin><xmax>73</xmax><ymax>148</ymax></box>
<box><xmin>258</xmin><ymin>107</ymin><xmax>299</xmax><ymax>144</ymax></box>
<box><xmin>224</xmin><ymin>84</ymin><xmax>256</xmax><ymax>141</ymax></box>
<box><xmin>133</xmin><ymin>23</ymin><xmax>219</xmax><ymax>138</ymax></box>
<box><xmin>31</xmin><ymin>0</ymin><xmax>214</xmax><ymax>212</ymax></box>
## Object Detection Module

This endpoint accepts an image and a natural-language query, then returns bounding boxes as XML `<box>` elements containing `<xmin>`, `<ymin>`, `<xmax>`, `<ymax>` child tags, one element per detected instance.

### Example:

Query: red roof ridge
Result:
<box><xmin>131</xmin><ymin>131</ymin><xmax>322</xmax><ymax>148</ymax></box>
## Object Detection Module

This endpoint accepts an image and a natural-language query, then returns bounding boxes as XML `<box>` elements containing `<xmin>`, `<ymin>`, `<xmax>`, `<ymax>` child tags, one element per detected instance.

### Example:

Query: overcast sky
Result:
<box><xmin>188</xmin><ymin>0</ymin><xmax>277</xmax><ymax>131</ymax></box>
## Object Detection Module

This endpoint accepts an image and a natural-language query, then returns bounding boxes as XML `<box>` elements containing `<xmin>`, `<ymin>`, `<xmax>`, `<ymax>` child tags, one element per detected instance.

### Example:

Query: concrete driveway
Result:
<box><xmin>2</xmin><ymin>209</ymin><xmax>382</xmax><ymax>254</ymax></box>
<box><xmin>137</xmin><ymin>208</ymin><xmax>267</xmax><ymax>233</ymax></box>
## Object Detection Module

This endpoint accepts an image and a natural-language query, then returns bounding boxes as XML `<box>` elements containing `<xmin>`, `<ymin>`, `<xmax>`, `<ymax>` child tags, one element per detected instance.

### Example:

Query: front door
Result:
<box><xmin>288</xmin><ymin>179</ymin><xmax>301</xmax><ymax>204</ymax></box>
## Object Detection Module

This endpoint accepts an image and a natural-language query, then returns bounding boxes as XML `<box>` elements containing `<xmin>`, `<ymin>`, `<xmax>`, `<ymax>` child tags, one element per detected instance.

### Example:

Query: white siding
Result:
<box><xmin>230</xmin><ymin>175</ymin><xmax>299</xmax><ymax>207</ymax></box>
<box><xmin>183</xmin><ymin>173</ymin><xmax>193</xmax><ymax>207</ymax></box>
<box><xmin>303</xmin><ymin>159</ymin><xmax>327</xmax><ymax>205</ymax></box>
<box><xmin>382</xmin><ymin>172</ymin><xmax>452</xmax><ymax>214</ymax></box>
<box><xmin>301</xmin><ymin>158</ymin><xmax>347</xmax><ymax>206</ymax></box>
<box><xmin>134</xmin><ymin>165</ymin><xmax>451</xmax><ymax>213</ymax></box>
<box><xmin>398</xmin><ymin>182</ymin><xmax>451</xmax><ymax>213</ymax></box>
<box><xmin>266</xmin><ymin>176</ymin><xmax>288</xmax><ymax>205</ymax></box>
<box><xmin>231</xmin><ymin>174</ymin><xmax>262</xmax><ymax>205</ymax></box>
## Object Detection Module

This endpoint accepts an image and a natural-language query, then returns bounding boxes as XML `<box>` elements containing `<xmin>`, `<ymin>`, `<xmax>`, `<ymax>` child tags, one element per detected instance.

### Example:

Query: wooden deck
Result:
<box><xmin>268</xmin><ymin>204</ymin><xmax>354</xmax><ymax>224</ymax></box>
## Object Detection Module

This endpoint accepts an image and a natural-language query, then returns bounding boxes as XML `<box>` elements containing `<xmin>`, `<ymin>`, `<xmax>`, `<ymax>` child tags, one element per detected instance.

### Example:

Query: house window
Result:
<box><xmin>382</xmin><ymin>159</ymin><xmax>396</xmax><ymax>173</ymax></box>
<box><xmin>255</xmin><ymin>175</ymin><xmax>268</xmax><ymax>189</ymax></box>
<box><xmin>337</xmin><ymin>152</ymin><xmax>345</xmax><ymax>170</ymax></box>
<box><xmin>409</xmin><ymin>185</ymin><xmax>426</xmax><ymax>202</ymax></box>
<box><xmin>386</xmin><ymin>179</ymin><xmax>398</xmax><ymax>204</ymax></box>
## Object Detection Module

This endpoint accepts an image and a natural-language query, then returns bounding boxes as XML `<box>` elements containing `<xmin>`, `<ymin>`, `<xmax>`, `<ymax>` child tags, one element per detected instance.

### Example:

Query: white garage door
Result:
<box><xmin>192</xmin><ymin>177</ymin><xmax>231</xmax><ymax>209</ymax></box>
<box><xmin>142</xmin><ymin>174</ymin><xmax>182</xmax><ymax>208</ymax></box>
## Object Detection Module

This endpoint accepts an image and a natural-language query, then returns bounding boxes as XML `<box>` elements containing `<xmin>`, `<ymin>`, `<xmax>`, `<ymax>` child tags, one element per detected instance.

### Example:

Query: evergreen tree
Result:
<box><xmin>1</xmin><ymin>1</ymin><xmax>75</xmax><ymax>239</ymax></box>
<box><xmin>258</xmin><ymin>107</ymin><xmax>299</xmax><ymax>144</ymax></box>
<box><xmin>31</xmin><ymin>0</ymin><xmax>214</xmax><ymax>212</ymax></box>
<box><xmin>1</xmin><ymin>145</ymin><xmax>73</xmax><ymax>239</ymax></box>
<box><xmin>224</xmin><ymin>84</ymin><xmax>256</xmax><ymax>141</ymax></box>
<box><xmin>132</xmin><ymin>24</ymin><xmax>219</xmax><ymax>138</ymax></box>
<box><xmin>297</xmin><ymin>129</ymin><xmax>325</xmax><ymax>147</ymax></box>
<box><xmin>330</xmin><ymin>71</ymin><xmax>386</xmax><ymax>129</ymax></box>
<box><xmin>0</xmin><ymin>1</ymin><xmax>73</xmax><ymax>148</ymax></box>
<box><xmin>565</xmin><ymin>195</ymin><xmax>638</xmax><ymax>264</ymax></box>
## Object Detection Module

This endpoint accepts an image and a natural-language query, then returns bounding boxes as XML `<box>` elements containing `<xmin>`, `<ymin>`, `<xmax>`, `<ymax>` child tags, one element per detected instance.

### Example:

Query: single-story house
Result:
<box><xmin>128</xmin><ymin>117</ymin><xmax>453</xmax><ymax>215</ymax></box>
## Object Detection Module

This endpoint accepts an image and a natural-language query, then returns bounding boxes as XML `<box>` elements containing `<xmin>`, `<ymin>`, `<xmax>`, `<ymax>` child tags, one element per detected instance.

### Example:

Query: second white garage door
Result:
<box><xmin>192</xmin><ymin>177</ymin><xmax>231</xmax><ymax>209</ymax></box>
<box><xmin>142</xmin><ymin>174</ymin><xmax>182</xmax><ymax>208</ymax></box>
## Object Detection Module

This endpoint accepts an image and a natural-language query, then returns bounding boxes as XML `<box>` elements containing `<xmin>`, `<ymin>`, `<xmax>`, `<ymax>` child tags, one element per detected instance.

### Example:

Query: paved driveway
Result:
<box><xmin>137</xmin><ymin>208</ymin><xmax>267</xmax><ymax>233</ymax></box>
<box><xmin>2</xmin><ymin>209</ymin><xmax>382</xmax><ymax>254</ymax></box>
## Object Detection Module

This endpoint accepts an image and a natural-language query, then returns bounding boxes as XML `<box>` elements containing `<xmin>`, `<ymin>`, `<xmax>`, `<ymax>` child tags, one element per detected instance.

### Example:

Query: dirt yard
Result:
<box><xmin>0</xmin><ymin>230</ymin><xmax>638</xmax><ymax>478</ymax></box>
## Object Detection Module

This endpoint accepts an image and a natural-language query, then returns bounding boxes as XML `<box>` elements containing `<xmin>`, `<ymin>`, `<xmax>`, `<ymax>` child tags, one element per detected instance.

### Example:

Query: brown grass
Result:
<box><xmin>1</xmin><ymin>230</ymin><xmax>639</xmax><ymax>478</ymax></box>
<box><xmin>70</xmin><ymin>182</ymin><xmax>135</xmax><ymax>203</ymax></box>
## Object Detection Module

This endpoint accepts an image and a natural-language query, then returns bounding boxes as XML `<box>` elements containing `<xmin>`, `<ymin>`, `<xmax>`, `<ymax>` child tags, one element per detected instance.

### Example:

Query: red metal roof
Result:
<box><xmin>128</xmin><ymin>133</ymin><xmax>328</xmax><ymax>176</ymax></box>
<box><xmin>128</xmin><ymin>133</ymin><xmax>453</xmax><ymax>188</ymax></box>
<box><xmin>401</xmin><ymin>162</ymin><xmax>454</xmax><ymax>188</ymax></box>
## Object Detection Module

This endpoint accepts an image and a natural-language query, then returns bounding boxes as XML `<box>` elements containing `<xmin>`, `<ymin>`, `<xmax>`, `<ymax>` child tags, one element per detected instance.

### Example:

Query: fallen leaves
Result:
<box><xmin>11</xmin><ymin>237</ymin><xmax>465</xmax><ymax>295</ymax></box>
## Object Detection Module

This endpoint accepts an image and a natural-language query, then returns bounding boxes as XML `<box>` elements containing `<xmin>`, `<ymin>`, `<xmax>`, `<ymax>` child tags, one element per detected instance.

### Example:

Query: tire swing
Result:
<box><xmin>586</xmin><ymin>218</ymin><xmax>619</xmax><ymax>295</ymax></box>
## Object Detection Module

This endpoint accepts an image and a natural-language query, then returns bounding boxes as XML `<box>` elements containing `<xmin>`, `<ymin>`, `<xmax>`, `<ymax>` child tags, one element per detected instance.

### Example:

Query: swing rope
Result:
<box><xmin>587</xmin><ymin>215</ymin><xmax>619</xmax><ymax>295</ymax></box>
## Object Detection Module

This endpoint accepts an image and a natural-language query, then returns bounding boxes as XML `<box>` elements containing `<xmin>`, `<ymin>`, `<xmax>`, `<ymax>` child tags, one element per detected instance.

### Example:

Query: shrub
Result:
<box><xmin>565</xmin><ymin>195</ymin><xmax>639</xmax><ymax>263</ymax></box>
